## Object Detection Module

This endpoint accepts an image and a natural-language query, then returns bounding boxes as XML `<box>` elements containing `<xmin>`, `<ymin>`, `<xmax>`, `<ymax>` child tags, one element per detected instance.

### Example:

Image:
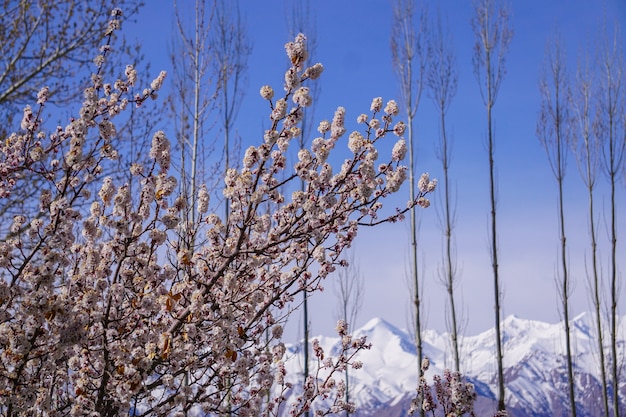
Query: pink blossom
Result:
<box><xmin>370</xmin><ymin>97</ymin><xmax>383</xmax><ymax>112</ymax></box>
<box><xmin>331</xmin><ymin>107</ymin><xmax>346</xmax><ymax>138</ymax></box>
<box><xmin>99</xmin><ymin>176</ymin><xmax>115</xmax><ymax>205</ymax></box>
<box><xmin>150</xmin><ymin>130</ymin><xmax>171</xmax><ymax>171</ymax></box>
<box><xmin>348</xmin><ymin>131</ymin><xmax>365</xmax><ymax>153</ymax></box>
<box><xmin>284</xmin><ymin>33</ymin><xmax>308</xmax><ymax>70</ymax></box>
<box><xmin>393</xmin><ymin>120</ymin><xmax>406</xmax><ymax>136</ymax></box>
<box><xmin>292</xmin><ymin>86</ymin><xmax>312</xmax><ymax>107</ymax></box>
<box><xmin>392</xmin><ymin>139</ymin><xmax>407</xmax><ymax>161</ymax></box>
<box><xmin>303</xmin><ymin>62</ymin><xmax>324</xmax><ymax>79</ymax></box>
<box><xmin>317</xmin><ymin>120</ymin><xmax>331</xmax><ymax>133</ymax></box>
<box><xmin>271</xmin><ymin>98</ymin><xmax>287</xmax><ymax>121</ymax></box>
<box><xmin>197</xmin><ymin>184</ymin><xmax>209</xmax><ymax>214</ymax></box>
<box><xmin>20</xmin><ymin>105</ymin><xmax>35</xmax><ymax>131</ymax></box>
<box><xmin>259</xmin><ymin>85</ymin><xmax>274</xmax><ymax>100</ymax></box>
<box><xmin>418</xmin><ymin>172</ymin><xmax>431</xmax><ymax>193</ymax></box>
<box><xmin>336</xmin><ymin>319</ymin><xmax>348</xmax><ymax>336</ymax></box>
<box><xmin>37</xmin><ymin>86</ymin><xmax>49</xmax><ymax>105</ymax></box>
<box><xmin>125</xmin><ymin>64</ymin><xmax>137</xmax><ymax>86</ymax></box>
<box><xmin>384</xmin><ymin>99</ymin><xmax>399</xmax><ymax>116</ymax></box>
<box><xmin>150</xmin><ymin>70</ymin><xmax>167</xmax><ymax>91</ymax></box>
<box><xmin>284</xmin><ymin>67</ymin><xmax>300</xmax><ymax>90</ymax></box>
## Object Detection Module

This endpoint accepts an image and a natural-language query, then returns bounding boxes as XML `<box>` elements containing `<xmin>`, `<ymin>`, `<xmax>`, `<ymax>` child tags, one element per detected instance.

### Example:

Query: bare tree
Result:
<box><xmin>334</xmin><ymin>248</ymin><xmax>364</xmax><ymax>417</ymax></box>
<box><xmin>595</xmin><ymin>21</ymin><xmax>625</xmax><ymax>417</ymax></box>
<box><xmin>426</xmin><ymin>8</ymin><xmax>461</xmax><ymax>373</ymax></box>
<box><xmin>173</xmin><ymin>0</ymin><xmax>251</xmax><ymax>415</ymax></box>
<box><xmin>0</xmin><ymin>0</ymin><xmax>142</xmax><ymax>120</ymax></box>
<box><xmin>0</xmin><ymin>0</ymin><xmax>145</xmax><ymax>229</ymax></box>
<box><xmin>169</xmin><ymin>0</ymin><xmax>250</xmax><ymax>250</ymax></box>
<box><xmin>471</xmin><ymin>0</ymin><xmax>512</xmax><ymax>412</ymax></box>
<box><xmin>537</xmin><ymin>34</ymin><xmax>577</xmax><ymax>417</ymax></box>
<box><xmin>286</xmin><ymin>2</ymin><xmax>320</xmax><ymax>407</ymax></box>
<box><xmin>170</xmin><ymin>0</ymin><xmax>218</xmax><ymax>255</ymax></box>
<box><xmin>169</xmin><ymin>5</ymin><xmax>221</xmax><ymax>414</ymax></box>
<box><xmin>571</xmin><ymin>45</ymin><xmax>610</xmax><ymax>417</ymax></box>
<box><xmin>390</xmin><ymin>0</ymin><xmax>429</xmax><ymax>385</ymax></box>
<box><xmin>211</xmin><ymin>0</ymin><xmax>252</xmax><ymax>220</ymax></box>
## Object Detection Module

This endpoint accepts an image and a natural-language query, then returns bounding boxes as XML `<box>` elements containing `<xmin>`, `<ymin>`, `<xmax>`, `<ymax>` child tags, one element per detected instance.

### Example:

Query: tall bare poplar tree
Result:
<box><xmin>170</xmin><ymin>12</ymin><xmax>250</xmax><ymax>410</ymax></box>
<box><xmin>211</xmin><ymin>0</ymin><xmax>251</xmax><ymax>220</ymax></box>
<box><xmin>170</xmin><ymin>0</ymin><xmax>217</xmax><ymax>251</ymax></box>
<box><xmin>471</xmin><ymin>0</ymin><xmax>512</xmax><ymax>411</ymax></box>
<box><xmin>390</xmin><ymin>0</ymin><xmax>429</xmax><ymax>381</ymax></box>
<box><xmin>286</xmin><ymin>1</ymin><xmax>319</xmax><ymax>407</ymax></box>
<box><xmin>537</xmin><ymin>35</ymin><xmax>576</xmax><ymax>417</ymax></box>
<box><xmin>571</xmin><ymin>47</ymin><xmax>609</xmax><ymax>417</ymax></box>
<box><xmin>334</xmin><ymin>249</ymin><xmax>364</xmax><ymax>417</ymax></box>
<box><xmin>169</xmin><ymin>4</ymin><xmax>220</xmax><ymax>413</ymax></box>
<box><xmin>426</xmin><ymin>9</ymin><xmax>460</xmax><ymax>372</ymax></box>
<box><xmin>170</xmin><ymin>0</ymin><xmax>250</xmax><ymax>239</ymax></box>
<box><xmin>595</xmin><ymin>23</ymin><xmax>625</xmax><ymax>417</ymax></box>
<box><xmin>211</xmin><ymin>4</ymin><xmax>250</xmax><ymax>414</ymax></box>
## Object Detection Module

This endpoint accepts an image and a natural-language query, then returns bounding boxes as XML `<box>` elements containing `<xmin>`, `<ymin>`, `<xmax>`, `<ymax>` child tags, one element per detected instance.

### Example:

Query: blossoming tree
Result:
<box><xmin>0</xmin><ymin>10</ymin><xmax>435</xmax><ymax>417</ymax></box>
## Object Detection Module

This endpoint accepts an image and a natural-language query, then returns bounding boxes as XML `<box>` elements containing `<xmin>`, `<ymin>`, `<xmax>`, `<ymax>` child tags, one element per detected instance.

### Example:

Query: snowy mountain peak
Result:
<box><xmin>356</xmin><ymin>317</ymin><xmax>407</xmax><ymax>340</ymax></box>
<box><xmin>357</xmin><ymin>317</ymin><xmax>397</xmax><ymax>333</ymax></box>
<box><xmin>570</xmin><ymin>311</ymin><xmax>595</xmax><ymax>339</ymax></box>
<box><xmin>282</xmin><ymin>312</ymin><xmax>626</xmax><ymax>417</ymax></box>
<box><xmin>500</xmin><ymin>315</ymin><xmax>554</xmax><ymax>350</ymax></box>
<box><xmin>355</xmin><ymin>317</ymin><xmax>417</xmax><ymax>357</ymax></box>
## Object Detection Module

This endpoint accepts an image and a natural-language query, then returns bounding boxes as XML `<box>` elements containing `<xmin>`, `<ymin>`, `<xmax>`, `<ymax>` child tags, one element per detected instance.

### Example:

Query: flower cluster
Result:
<box><xmin>410</xmin><ymin>358</ymin><xmax>479</xmax><ymax>417</ymax></box>
<box><xmin>279</xmin><ymin>321</ymin><xmax>371</xmax><ymax>416</ymax></box>
<box><xmin>0</xmin><ymin>23</ymin><xmax>435</xmax><ymax>417</ymax></box>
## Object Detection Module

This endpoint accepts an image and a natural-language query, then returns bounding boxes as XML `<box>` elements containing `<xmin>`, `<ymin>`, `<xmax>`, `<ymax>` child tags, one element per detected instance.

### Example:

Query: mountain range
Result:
<box><xmin>282</xmin><ymin>312</ymin><xmax>626</xmax><ymax>416</ymax></box>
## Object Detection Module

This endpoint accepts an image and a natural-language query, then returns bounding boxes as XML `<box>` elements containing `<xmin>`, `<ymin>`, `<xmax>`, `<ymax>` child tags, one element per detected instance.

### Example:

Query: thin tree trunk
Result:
<box><xmin>223</xmin><ymin>74</ymin><xmax>230</xmax><ymax>221</ymax></box>
<box><xmin>428</xmin><ymin>10</ymin><xmax>460</xmax><ymax>373</ymax></box>
<box><xmin>584</xmin><ymin>81</ymin><xmax>609</xmax><ymax>417</ymax></box>
<box><xmin>607</xmin><ymin>108</ymin><xmax>620</xmax><ymax>417</ymax></box>
<box><xmin>588</xmin><ymin>185</ymin><xmax>609</xmax><ymax>416</ymax></box>
<box><xmin>212</xmin><ymin>2</ymin><xmax>251</xmax><ymax>414</ymax></box>
<box><xmin>303</xmin><ymin>291</ymin><xmax>310</xmax><ymax>416</ymax></box>
<box><xmin>556</xmin><ymin>49</ymin><xmax>576</xmax><ymax>417</ymax></box>
<box><xmin>408</xmin><ymin>111</ymin><xmax>424</xmax><ymax>379</ymax></box>
<box><xmin>558</xmin><ymin>162</ymin><xmax>576</xmax><ymax>417</ymax></box>
<box><xmin>573</xmin><ymin>52</ymin><xmax>609</xmax><ymax>416</ymax></box>
<box><xmin>285</xmin><ymin>6</ymin><xmax>319</xmax><ymax>408</ymax></box>
<box><xmin>191</xmin><ymin>8</ymin><xmax>201</xmax><ymax>229</ymax></box>
<box><xmin>440</xmin><ymin>107</ymin><xmax>460</xmax><ymax>371</ymax></box>
<box><xmin>609</xmin><ymin>150</ymin><xmax>619</xmax><ymax>417</ymax></box>
<box><xmin>334</xmin><ymin>248</ymin><xmax>364</xmax><ymax>417</ymax></box>
<box><xmin>537</xmin><ymin>37</ymin><xmax>576</xmax><ymax>416</ymax></box>
<box><xmin>597</xmin><ymin>30</ymin><xmax>623</xmax><ymax>415</ymax></box>
<box><xmin>344</xmin><ymin>365</ymin><xmax>350</xmax><ymax>417</ymax></box>
<box><xmin>390</xmin><ymin>5</ymin><xmax>427</xmax><ymax>414</ymax></box>
<box><xmin>488</xmin><ymin>99</ymin><xmax>505</xmax><ymax>412</ymax></box>
<box><xmin>472</xmin><ymin>1</ymin><xmax>512</xmax><ymax>408</ymax></box>
<box><xmin>485</xmin><ymin>44</ymin><xmax>505</xmax><ymax>410</ymax></box>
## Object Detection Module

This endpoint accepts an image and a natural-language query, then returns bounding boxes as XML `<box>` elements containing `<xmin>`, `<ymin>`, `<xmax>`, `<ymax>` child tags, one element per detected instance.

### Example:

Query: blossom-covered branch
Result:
<box><xmin>410</xmin><ymin>358</ymin><xmax>477</xmax><ymax>417</ymax></box>
<box><xmin>0</xmin><ymin>18</ymin><xmax>435</xmax><ymax>417</ymax></box>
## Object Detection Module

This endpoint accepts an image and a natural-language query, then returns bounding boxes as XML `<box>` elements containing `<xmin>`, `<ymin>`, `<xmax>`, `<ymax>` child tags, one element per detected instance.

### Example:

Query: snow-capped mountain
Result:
<box><xmin>282</xmin><ymin>313</ymin><xmax>626</xmax><ymax>416</ymax></box>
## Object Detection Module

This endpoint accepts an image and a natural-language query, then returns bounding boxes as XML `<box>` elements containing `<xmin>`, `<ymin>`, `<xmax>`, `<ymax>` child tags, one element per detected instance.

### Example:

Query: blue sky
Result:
<box><xmin>125</xmin><ymin>0</ymin><xmax>626</xmax><ymax>340</ymax></box>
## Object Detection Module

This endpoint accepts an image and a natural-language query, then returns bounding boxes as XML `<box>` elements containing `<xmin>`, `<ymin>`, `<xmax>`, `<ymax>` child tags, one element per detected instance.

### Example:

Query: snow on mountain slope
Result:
<box><xmin>281</xmin><ymin>312</ymin><xmax>626</xmax><ymax>416</ymax></box>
